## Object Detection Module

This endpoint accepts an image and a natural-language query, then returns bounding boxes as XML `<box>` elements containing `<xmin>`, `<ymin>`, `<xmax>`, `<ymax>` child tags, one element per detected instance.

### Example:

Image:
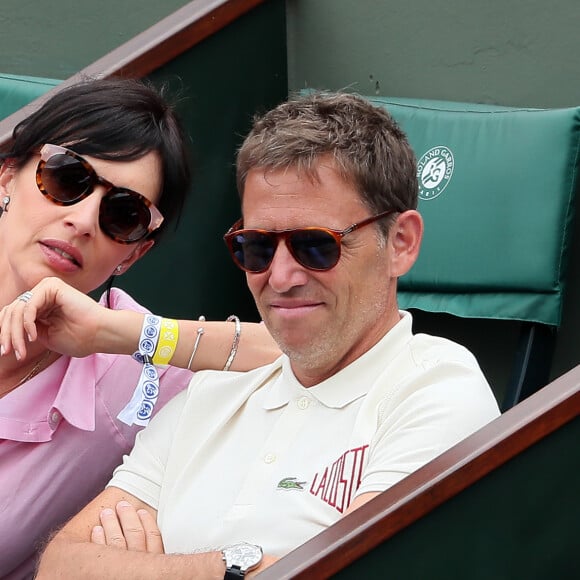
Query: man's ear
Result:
<box><xmin>114</xmin><ymin>239</ymin><xmax>156</xmax><ymax>275</ymax></box>
<box><xmin>389</xmin><ymin>210</ymin><xmax>423</xmax><ymax>278</ymax></box>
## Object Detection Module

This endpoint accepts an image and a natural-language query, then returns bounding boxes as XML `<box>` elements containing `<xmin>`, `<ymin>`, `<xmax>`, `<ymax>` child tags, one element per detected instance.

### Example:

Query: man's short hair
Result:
<box><xmin>236</xmin><ymin>91</ymin><xmax>418</xmax><ymax>219</ymax></box>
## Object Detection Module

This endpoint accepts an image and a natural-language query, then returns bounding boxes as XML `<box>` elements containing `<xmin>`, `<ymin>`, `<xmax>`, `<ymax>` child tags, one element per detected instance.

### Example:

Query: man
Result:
<box><xmin>37</xmin><ymin>92</ymin><xmax>500</xmax><ymax>578</ymax></box>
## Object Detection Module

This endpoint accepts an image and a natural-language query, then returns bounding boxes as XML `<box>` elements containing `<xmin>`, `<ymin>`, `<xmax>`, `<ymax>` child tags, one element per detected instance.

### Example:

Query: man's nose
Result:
<box><xmin>266</xmin><ymin>239</ymin><xmax>309</xmax><ymax>293</ymax></box>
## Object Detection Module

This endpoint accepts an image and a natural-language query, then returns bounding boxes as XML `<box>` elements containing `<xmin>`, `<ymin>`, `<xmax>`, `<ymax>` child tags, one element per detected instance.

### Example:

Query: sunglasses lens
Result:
<box><xmin>41</xmin><ymin>154</ymin><xmax>92</xmax><ymax>203</ymax></box>
<box><xmin>290</xmin><ymin>229</ymin><xmax>340</xmax><ymax>270</ymax></box>
<box><xmin>227</xmin><ymin>227</ymin><xmax>341</xmax><ymax>272</ymax></box>
<box><xmin>100</xmin><ymin>191</ymin><xmax>151</xmax><ymax>243</ymax></box>
<box><xmin>230</xmin><ymin>231</ymin><xmax>276</xmax><ymax>272</ymax></box>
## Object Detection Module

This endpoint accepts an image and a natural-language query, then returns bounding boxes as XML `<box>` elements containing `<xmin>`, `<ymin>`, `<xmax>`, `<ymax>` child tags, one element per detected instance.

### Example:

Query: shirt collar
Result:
<box><xmin>0</xmin><ymin>353</ymin><xmax>96</xmax><ymax>442</ymax></box>
<box><xmin>263</xmin><ymin>311</ymin><xmax>413</xmax><ymax>409</ymax></box>
<box><xmin>51</xmin><ymin>355</ymin><xmax>96</xmax><ymax>431</ymax></box>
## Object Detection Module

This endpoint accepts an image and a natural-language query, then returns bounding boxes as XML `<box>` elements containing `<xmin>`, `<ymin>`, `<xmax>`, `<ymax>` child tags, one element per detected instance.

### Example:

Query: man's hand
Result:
<box><xmin>91</xmin><ymin>501</ymin><xmax>164</xmax><ymax>554</ymax></box>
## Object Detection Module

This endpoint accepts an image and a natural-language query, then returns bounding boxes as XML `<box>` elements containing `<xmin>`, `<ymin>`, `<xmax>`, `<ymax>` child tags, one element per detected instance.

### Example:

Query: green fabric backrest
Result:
<box><xmin>367</xmin><ymin>96</ymin><xmax>580</xmax><ymax>327</ymax></box>
<box><xmin>0</xmin><ymin>73</ymin><xmax>61</xmax><ymax>120</ymax></box>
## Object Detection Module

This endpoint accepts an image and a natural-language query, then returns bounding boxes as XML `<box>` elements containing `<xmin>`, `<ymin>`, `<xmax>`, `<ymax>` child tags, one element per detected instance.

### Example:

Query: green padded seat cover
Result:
<box><xmin>0</xmin><ymin>73</ymin><xmax>61</xmax><ymax>121</ymax></box>
<box><xmin>367</xmin><ymin>96</ymin><xmax>580</xmax><ymax>326</ymax></box>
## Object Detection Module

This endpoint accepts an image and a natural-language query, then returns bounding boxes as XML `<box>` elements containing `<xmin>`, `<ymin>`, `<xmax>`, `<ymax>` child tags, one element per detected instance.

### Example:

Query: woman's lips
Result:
<box><xmin>39</xmin><ymin>240</ymin><xmax>83</xmax><ymax>272</ymax></box>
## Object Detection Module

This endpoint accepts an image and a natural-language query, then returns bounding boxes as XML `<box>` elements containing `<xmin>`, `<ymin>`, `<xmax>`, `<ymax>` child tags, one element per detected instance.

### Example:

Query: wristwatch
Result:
<box><xmin>221</xmin><ymin>542</ymin><xmax>263</xmax><ymax>578</ymax></box>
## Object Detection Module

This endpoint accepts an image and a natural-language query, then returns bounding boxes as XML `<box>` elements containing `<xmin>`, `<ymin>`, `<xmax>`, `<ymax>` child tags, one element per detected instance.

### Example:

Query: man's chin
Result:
<box><xmin>272</xmin><ymin>332</ymin><xmax>313</xmax><ymax>359</ymax></box>
<box><xmin>277</xmin><ymin>336</ymin><xmax>327</xmax><ymax>364</ymax></box>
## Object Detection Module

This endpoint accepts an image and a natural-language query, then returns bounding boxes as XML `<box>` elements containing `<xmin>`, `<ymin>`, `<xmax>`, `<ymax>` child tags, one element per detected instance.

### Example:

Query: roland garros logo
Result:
<box><xmin>417</xmin><ymin>146</ymin><xmax>454</xmax><ymax>200</ymax></box>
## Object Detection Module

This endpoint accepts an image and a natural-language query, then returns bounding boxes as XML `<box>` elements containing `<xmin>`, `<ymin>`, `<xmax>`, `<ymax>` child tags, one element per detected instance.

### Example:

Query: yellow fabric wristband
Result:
<box><xmin>152</xmin><ymin>318</ymin><xmax>179</xmax><ymax>365</ymax></box>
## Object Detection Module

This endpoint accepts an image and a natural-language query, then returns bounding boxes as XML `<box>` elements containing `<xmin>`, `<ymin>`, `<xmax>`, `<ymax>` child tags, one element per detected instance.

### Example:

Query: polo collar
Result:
<box><xmin>263</xmin><ymin>312</ymin><xmax>413</xmax><ymax>410</ymax></box>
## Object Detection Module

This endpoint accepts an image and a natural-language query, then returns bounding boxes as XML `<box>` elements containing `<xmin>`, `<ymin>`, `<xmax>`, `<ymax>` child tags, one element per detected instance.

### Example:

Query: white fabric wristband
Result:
<box><xmin>118</xmin><ymin>314</ymin><xmax>162</xmax><ymax>426</ymax></box>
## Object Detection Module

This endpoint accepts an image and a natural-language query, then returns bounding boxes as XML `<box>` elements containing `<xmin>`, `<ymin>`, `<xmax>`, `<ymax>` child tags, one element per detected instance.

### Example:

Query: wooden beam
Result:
<box><xmin>0</xmin><ymin>0</ymin><xmax>268</xmax><ymax>143</ymax></box>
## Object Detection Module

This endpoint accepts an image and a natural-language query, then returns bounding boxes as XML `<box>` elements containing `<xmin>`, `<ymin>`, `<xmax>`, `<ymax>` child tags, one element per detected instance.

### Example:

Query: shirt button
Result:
<box><xmin>50</xmin><ymin>411</ymin><xmax>61</xmax><ymax>426</ymax></box>
<box><xmin>297</xmin><ymin>397</ymin><xmax>310</xmax><ymax>410</ymax></box>
<box><xmin>264</xmin><ymin>453</ymin><xmax>277</xmax><ymax>464</ymax></box>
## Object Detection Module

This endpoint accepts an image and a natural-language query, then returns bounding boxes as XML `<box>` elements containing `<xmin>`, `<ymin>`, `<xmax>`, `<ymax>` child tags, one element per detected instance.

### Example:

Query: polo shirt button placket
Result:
<box><xmin>297</xmin><ymin>396</ymin><xmax>310</xmax><ymax>410</ymax></box>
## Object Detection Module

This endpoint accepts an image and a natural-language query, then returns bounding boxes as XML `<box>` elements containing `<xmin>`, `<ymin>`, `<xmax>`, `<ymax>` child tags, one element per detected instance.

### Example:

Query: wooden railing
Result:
<box><xmin>258</xmin><ymin>364</ymin><xmax>580</xmax><ymax>579</ymax></box>
<box><xmin>0</xmin><ymin>0</ymin><xmax>268</xmax><ymax>143</ymax></box>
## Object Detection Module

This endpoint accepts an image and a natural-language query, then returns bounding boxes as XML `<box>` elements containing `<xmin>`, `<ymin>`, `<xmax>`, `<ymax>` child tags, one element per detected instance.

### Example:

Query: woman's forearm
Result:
<box><xmin>95</xmin><ymin>309</ymin><xmax>280</xmax><ymax>372</ymax></box>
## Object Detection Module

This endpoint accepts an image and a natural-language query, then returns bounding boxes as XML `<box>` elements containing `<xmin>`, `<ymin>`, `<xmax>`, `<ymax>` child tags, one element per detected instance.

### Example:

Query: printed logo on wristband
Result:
<box><xmin>143</xmin><ymin>381</ymin><xmax>160</xmax><ymax>399</ymax></box>
<box><xmin>118</xmin><ymin>314</ymin><xmax>162</xmax><ymax>427</ymax></box>
<box><xmin>139</xmin><ymin>338</ymin><xmax>156</xmax><ymax>354</ymax></box>
<box><xmin>152</xmin><ymin>318</ymin><xmax>179</xmax><ymax>365</ymax></box>
<box><xmin>144</xmin><ymin>365</ymin><xmax>158</xmax><ymax>379</ymax></box>
<box><xmin>137</xmin><ymin>400</ymin><xmax>154</xmax><ymax>421</ymax></box>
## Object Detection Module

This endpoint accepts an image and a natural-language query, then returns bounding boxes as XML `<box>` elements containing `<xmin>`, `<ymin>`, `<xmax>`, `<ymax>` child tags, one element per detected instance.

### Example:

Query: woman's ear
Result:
<box><xmin>0</xmin><ymin>162</ymin><xmax>16</xmax><ymax>194</ymax></box>
<box><xmin>114</xmin><ymin>239</ymin><xmax>156</xmax><ymax>275</ymax></box>
<box><xmin>389</xmin><ymin>210</ymin><xmax>424</xmax><ymax>278</ymax></box>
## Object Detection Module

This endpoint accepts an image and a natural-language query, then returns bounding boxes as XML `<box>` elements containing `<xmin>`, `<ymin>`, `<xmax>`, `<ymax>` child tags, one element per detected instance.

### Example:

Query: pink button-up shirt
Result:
<box><xmin>0</xmin><ymin>289</ymin><xmax>193</xmax><ymax>579</ymax></box>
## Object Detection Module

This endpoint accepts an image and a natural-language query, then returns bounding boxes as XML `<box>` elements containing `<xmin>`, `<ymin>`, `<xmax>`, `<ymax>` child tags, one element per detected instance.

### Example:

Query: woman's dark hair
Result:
<box><xmin>0</xmin><ymin>76</ymin><xmax>191</xmax><ymax>240</ymax></box>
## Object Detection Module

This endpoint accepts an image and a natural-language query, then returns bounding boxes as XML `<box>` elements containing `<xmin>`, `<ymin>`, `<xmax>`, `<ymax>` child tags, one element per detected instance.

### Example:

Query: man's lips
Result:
<box><xmin>40</xmin><ymin>240</ymin><xmax>83</xmax><ymax>268</ymax></box>
<box><xmin>269</xmin><ymin>300</ymin><xmax>323</xmax><ymax>315</ymax></box>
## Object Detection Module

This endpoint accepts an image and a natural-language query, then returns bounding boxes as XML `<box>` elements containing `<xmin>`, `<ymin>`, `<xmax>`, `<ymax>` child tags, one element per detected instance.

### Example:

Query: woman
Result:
<box><xmin>0</xmin><ymin>77</ymin><xmax>279</xmax><ymax>579</ymax></box>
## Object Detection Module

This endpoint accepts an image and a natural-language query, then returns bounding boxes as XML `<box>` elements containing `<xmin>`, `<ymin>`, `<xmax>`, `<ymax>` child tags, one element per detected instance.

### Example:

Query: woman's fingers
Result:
<box><xmin>0</xmin><ymin>296</ymin><xmax>38</xmax><ymax>360</ymax></box>
<box><xmin>0</xmin><ymin>277</ymin><xmax>106</xmax><ymax>359</ymax></box>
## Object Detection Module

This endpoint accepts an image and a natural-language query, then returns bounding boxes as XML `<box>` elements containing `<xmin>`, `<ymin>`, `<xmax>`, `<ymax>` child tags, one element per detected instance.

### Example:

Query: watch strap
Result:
<box><xmin>224</xmin><ymin>566</ymin><xmax>246</xmax><ymax>579</ymax></box>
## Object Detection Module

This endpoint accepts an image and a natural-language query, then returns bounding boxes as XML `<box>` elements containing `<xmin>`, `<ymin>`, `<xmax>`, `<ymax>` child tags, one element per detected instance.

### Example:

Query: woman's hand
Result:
<box><xmin>0</xmin><ymin>277</ymin><xmax>114</xmax><ymax>360</ymax></box>
<box><xmin>91</xmin><ymin>501</ymin><xmax>164</xmax><ymax>554</ymax></box>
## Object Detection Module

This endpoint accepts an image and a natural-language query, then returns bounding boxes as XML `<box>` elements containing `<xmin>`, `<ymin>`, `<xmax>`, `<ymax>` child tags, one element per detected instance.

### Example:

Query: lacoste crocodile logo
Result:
<box><xmin>277</xmin><ymin>477</ymin><xmax>307</xmax><ymax>491</ymax></box>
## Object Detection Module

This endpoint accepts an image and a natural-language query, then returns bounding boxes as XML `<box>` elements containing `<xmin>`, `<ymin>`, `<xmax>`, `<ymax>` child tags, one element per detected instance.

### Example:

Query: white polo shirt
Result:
<box><xmin>109</xmin><ymin>311</ymin><xmax>499</xmax><ymax>556</ymax></box>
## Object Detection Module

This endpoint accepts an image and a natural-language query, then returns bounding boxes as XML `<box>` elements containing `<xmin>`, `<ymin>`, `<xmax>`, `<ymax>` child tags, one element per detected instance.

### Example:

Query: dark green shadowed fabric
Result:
<box><xmin>369</xmin><ymin>96</ymin><xmax>580</xmax><ymax>327</ymax></box>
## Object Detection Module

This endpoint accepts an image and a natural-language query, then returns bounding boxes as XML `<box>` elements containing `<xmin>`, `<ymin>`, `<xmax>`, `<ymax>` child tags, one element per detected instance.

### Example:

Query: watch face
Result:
<box><xmin>223</xmin><ymin>542</ymin><xmax>263</xmax><ymax>572</ymax></box>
